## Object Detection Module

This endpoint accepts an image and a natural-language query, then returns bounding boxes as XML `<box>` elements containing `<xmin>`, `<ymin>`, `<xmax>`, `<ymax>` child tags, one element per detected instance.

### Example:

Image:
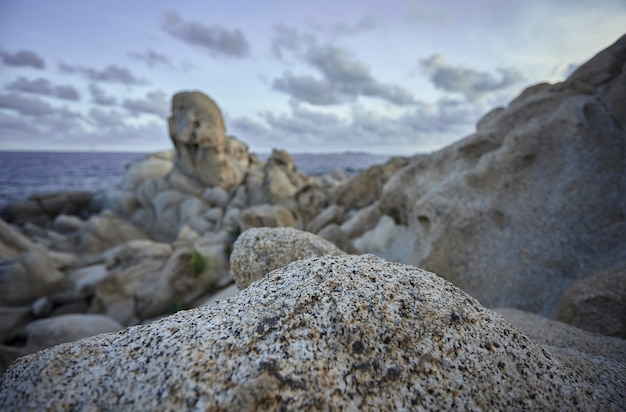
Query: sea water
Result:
<box><xmin>0</xmin><ymin>151</ymin><xmax>391</xmax><ymax>210</ymax></box>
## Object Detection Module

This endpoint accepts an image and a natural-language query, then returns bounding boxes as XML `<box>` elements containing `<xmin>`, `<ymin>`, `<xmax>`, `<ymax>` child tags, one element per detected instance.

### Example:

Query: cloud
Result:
<box><xmin>128</xmin><ymin>49</ymin><xmax>174</xmax><ymax>68</ymax></box>
<box><xmin>6</xmin><ymin>77</ymin><xmax>80</xmax><ymax>101</ymax></box>
<box><xmin>272</xmin><ymin>42</ymin><xmax>415</xmax><ymax>106</ymax></box>
<box><xmin>60</xmin><ymin>63</ymin><xmax>148</xmax><ymax>85</ymax></box>
<box><xmin>0</xmin><ymin>93</ymin><xmax>56</xmax><ymax>116</ymax></box>
<box><xmin>420</xmin><ymin>55</ymin><xmax>525</xmax><ymax>101</ymax></box>
<box><xmin>161</xmin><ymin>10</ymin><xmax>250</xmax><ymax>58</ymax></box>
<box><xmin>0</xmin><ymin>106</ymin><xmax>169</xmax><ymax>152</ymax></box>
<box><xmin>230</xmin><ymin>99</ymin><xmax>480</xmax><ymax>153</ymax></box>
<box><xmin>271</xmin><ymin>24</ymin><xmax>310</xmax><ymax>59</ymax></box>
<box><xmin>89</xmin><ymin>108</ymin><xmax>128</xmax><ymax>128</ymax></box>
<box><xmin>89</xmin><ymin>84</ymin><xmax>117</xmax><ymax>105</ymax></box>
<box><xmin>123</xmin><ymin>90</ymin><xmax>169</xmax><ymax>118</ymax></box>
<box><xmin>0</xmin><ymin>49</ymin><xmax>45</xmax><ymax>69</ymax></box>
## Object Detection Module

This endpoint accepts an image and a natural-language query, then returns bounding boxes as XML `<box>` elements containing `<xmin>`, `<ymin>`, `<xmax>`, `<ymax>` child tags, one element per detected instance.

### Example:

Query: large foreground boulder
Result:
<box><xmin>1</xmin><ymin>255</ymin><xmax>622</xmax><ymax>409</ymax></box>
<box><xmin>371</xmin><ymin>34</ymin><xmax>626</xmax><ymax>315</ymax></box>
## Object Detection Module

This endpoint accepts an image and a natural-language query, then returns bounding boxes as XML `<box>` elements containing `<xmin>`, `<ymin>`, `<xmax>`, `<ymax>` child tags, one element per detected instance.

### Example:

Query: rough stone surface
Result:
<box><xmin>372</xmin><ymin>35</ymin><xmax>626</xmax><ymax>315</ymax></box>
<box><xmin>496</xmin><ymin>308</ymin><xmax>626</xmax><ymax>403</ymax></box>
<box><xmin>557</xmin><ymin>262</ymin><xmax>626</xmax><ymax>338</ymax></box>
<box><xmin>0</xmin><ymin>255</ymin><xmax>621</xmax><ymax>410</ymax></box>
<box><xmin>230</xmin><ymin>227</ymin><xmax>345</xmax><ymax>289</ymax></box>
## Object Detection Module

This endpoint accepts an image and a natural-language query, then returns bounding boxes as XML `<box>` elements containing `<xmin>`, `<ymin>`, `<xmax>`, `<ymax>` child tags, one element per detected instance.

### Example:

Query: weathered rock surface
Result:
<box><xmin>0</xmin><ymin>255</ymin><xmax>622</xmax><ymax>410</ymax></box>
<box><xmin>230</xmin><ymin>227</ymin><xmax>345</xmax><ymax>289</ymax></box>
<box><xmin>557</xmin><ymin>262</ymin><xmax>626</xmax><ymax>338</ymax></box>
<box><xmin>370</xmin><ymin>34</ymin><xmax>626</xmax><ymax>315</ymax></box>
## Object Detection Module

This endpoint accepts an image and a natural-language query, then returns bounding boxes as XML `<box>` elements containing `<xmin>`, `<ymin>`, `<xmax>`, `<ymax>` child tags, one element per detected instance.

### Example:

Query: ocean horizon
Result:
<box><xmin>0</xmin><ymin>150</ymin><xmax>393</xmax><ymax>210</ymax></box>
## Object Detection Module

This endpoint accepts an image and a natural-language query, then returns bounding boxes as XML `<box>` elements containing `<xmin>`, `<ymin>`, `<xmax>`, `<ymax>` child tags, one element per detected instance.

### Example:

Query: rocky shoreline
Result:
<box><xmin>0</xmin><ymin>34</ymin><xmax>625</xmax><ymax>409</ymax></box>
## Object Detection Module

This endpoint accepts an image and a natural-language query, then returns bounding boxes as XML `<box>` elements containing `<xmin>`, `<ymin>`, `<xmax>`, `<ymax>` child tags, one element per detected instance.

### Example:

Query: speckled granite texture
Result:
<box><xmin>0</xmin><ymin>255</ymin><xmax>621</xmax><ymax>410</ymax></box>
<box><xmin>230</xmin><ymin>227</ymin><xmax>345</xmax><ymax>289</ymax></box>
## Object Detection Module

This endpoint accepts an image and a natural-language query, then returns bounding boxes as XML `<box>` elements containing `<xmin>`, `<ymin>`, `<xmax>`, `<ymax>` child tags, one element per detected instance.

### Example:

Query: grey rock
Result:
<box><xmin>52</xmin><ymin>214</ymin><xmax>84</xmax><ymax>234</ymax></box>
<box><xmin>230</xmin><ymin>227</ymin><xmax>345</xmax><ymax>289</ymax></box>
<box><xmin>317</xmin><ymin>223</ymin><xmax>357</xmax><ymax>254</ymax></box>
<box><xmin>78</xmin><ymin>210</ymin><xmax>148</xmax><ymax>253</ymax></box>
<box><xmin>0</xmin><ymin>306</ymin><xmax>32</xmax><ymax>343</ymax></box>
<box><xmin>238</xmin><ymin>204</ymin><xmax>299</xmax><ymax>232</ymax></box>
<box><xmin>373</xmin><ymin>35</ymin><xmax>626</xmax><ymax>315</ymax></box>
<box><xmin>31</xmin><ymin>296</ymin><xmax>54</xmax><ymax>318</ymax></box>
<box><xmin>306</xmin><ymin>204</ymin><xmax>344</xmax><ymax>234</ymax></box>
<box><xmin>0</xmin><ymin>218</ymin><xmax>32</xmax><ymax>261</ymax></box>
<box><xmin>25</xmin><ymin>314</ymin><xmax>123</xmax><ymax>353</ymax></box>
<box><xmin>557</xmin><ymin>262</ymin><xmax>626</xmax><ymax>338</ymax></box>
<box><xmin>0</xmin><ymin>244</ymin><xmax>64</xmax><ymax>306</ymax></box>
<box><xmin>0</xmin><ymin>255</ymin><xmax>621</xmax><ymax>410</ymax></box>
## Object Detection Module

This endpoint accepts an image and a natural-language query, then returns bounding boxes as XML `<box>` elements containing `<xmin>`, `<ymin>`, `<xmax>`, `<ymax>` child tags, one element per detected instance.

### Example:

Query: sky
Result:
<box><xmin>0</xmin><ymin>0</ymin><xmax>624</xmax><ymax>155</ymax></box>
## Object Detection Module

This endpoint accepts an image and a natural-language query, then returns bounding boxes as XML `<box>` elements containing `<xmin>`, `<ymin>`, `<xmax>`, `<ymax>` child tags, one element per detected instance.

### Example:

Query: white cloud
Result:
<box><xmin>123</xmin><ymin>90</ymin><xmax>169</xmax><ymax>118</ymax></box>
<box><xmin>420</xmin><ymin>55</ymin><xmax>525</xmax><ymax>102</ymax></box>
<box><xmin>60</xmin><ymin>63</ymin><xmax>148</xmax><ymax>85</ymax></box>
<box><xmin>271</xmin><ymin>38</ymin><xmax>415</xmax><ymax>106</ymax></box>
<box><xmin>161</xmin><ymin>10</ymin><xmax>250</xmax><ymax>58</ymax></box>
<box><xmin>0</xmin><ymin>49</ymin><xmax>45</xmax><ymax>69</ymax></box>
<box><xmin>6</xmin><ymin>77</ymin><xmax>80</xmax><ymax>101</ymax></box>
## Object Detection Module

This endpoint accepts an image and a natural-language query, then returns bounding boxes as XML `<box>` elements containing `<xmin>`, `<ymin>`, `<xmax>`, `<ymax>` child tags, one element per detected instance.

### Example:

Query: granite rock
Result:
<box><xmin>372</xmin><ymin>34</ymin><xmax>626</xmax><ymax>315</ymax></box>
<box><xmin>230</xmin><ymin>227</ymin><xmax>345</xmax><ymax>289</ymax></box>
<box><xmin>0</xmin><ymin>244</ymin><xmax>64</xmax><ymax>306</ymax></box>
<box><xmin>0</xmin><ymin>255</ymin><xmax>620</xmax><ymax>410</ymax></box>
<box><xmin>0</xmin><ymin>218</ymin><xmax>32</xmax><ymax>261</ymax></box>
<box><xmin>557</xmin><ymin>262</ymin><xmax>626</xmax><ymax>338</ymax></box>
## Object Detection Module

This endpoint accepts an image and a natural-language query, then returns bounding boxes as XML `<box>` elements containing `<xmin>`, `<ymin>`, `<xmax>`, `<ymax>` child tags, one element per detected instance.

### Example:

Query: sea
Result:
<box><xmin>0</xmin><ymin>151</ymin><xmax>392</xmax><ymax>211</ymax></box>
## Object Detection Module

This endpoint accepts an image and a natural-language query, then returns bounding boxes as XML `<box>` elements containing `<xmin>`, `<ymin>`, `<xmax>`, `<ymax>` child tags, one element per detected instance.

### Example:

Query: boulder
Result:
<box><xmin>0</xmin><ymin>306</ymin><xmax>32</xmax><ymax>343</ymax></box>
<box><xmin>88</xmin><ymin>240</ymin><xmax>172</xmax><ymax>324</ymax></box>
<box><xmin>263</xmin><ymin>149</ymin><xmax>307</xmax><ymax>204</ymax></box>
<box><xmin>52</xmin><ymin>214</ymin><xmax>83</xmax><ymax>233</ymax></box>
<box><xmin>230</xmin><ymin>227</ymin><xmax>345</xmax><ymax>289</ymax></box>
<box><xmin>332</xmin><ymin>157</ymin><xmax>409</xmax><ymax>211</ymax></box>
<box><xmin>78</xmin><ymin>210</ymin><xmax>148</xmax><ymax>253</ymax></box>
<box><xmin>373</xmin><ymin>35</ymin><xmax>626</xmax><ymax>316</ymax></box>
<box><xmin>238</xmin><ymin>204</ymin><xmax>299</xmax><ymax>232</ymax></box>
<box><xmin>168</xmin><ymin>92</ymin><xmax>247</xmax><ymax>189</ymax></box>
<box><xmin>0</xmin><ymin>255</ymin><xmax>622</xmax><ymax>409</ymax></box>
<box><xmin>557</xmin><ymin>262</ymin><xmax>626</xmax><ymax>338</ymax></box>
<box><xmin>23</xmin><ymin>314</ymin><xmax>124</xmax><ymax>353</ymax></box>
<box><xmin>118</xmin><ymin>151</ymin><xmax>173</xmax><ymax>191</ymax></box>
<box><xmin>0</xmin><ymin>218</ymin><xmax>32</xmax><ymax>261</ymax></box>
<box><xmin>2</xmin><ymin>190</ymin><xmax>93</xmax><ymax>226</ymax></box>
<box><xmin>134</xmin><ymin>242</ymin><xmax>229</xmax><ymax>319</ymax></box>
<box><xmin>306</xmin><ymin>204</ymin><xmax>345</xmax><ymax>234</ymax></box>
<box><xmin>0</xmin><ymin>244</ymin><xmax>64</xmax><ymax>306</ymax></box>
<box><xmin>496</xmin><ymin>308</ymin><xmax>626</xmax><ymax>361</ymax></box>
<box><xmin>340</xmin><ymin>203</ymin><xmax>382</xmax><ymax>239</ymax></box>
<box><xmin>317</xmin><ymin>223</ymin><xmax>357</xmax><ymax>254</ymax></box>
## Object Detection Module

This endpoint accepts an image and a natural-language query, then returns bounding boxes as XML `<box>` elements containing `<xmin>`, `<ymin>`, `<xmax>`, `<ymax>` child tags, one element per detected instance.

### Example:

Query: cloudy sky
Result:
<box><xmin>0</xmin><ymin>0</ymin><xmax>624</xmax><ymax>155</ymax></box>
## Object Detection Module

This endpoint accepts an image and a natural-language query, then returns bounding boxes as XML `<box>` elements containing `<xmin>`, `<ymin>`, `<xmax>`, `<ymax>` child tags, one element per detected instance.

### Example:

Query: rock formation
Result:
<box><xmin>230</xmin><ymin>227</ymin><xmax>345</xmax><ymax>289</ymax></box>
<box><xmin>0</xmin><ymin>35</ymin><xmax>625</xmax><ymax>407</ymax></box>
<box><xmin>356</xmin><ymin>34</ymin><xmax>626</xmax><ymax>316</ymax></box>
<box><xmin>1</xmin><ymin>254</ymin><xmax>623</xmax><ymax>410</ymax></box>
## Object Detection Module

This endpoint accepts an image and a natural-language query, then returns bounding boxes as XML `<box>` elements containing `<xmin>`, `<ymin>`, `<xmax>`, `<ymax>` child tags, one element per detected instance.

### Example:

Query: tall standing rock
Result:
<box><xmin>168</xmin><ymin>91</ymin><xmax>247</xmax><ymax>189</ymax></box>
<box><xmin>369</xmin><ymin>34</ymin><xmax>626</xmax><ymax>316</ymax></box>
